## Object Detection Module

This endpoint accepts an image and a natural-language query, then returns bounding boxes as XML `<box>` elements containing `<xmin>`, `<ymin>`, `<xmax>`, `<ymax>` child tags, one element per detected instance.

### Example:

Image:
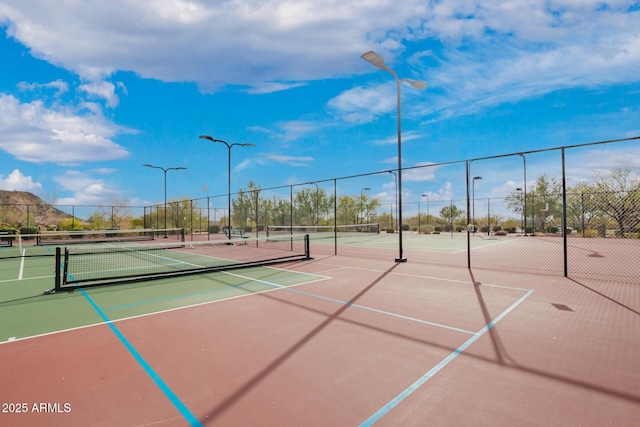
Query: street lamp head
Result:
<box><xmin>409</xmin><ymin>80</ymin><xmax>427</xmax><ymax>90</ymax></box>
<box><xmin>361</xmin><ymin>51</ymin><xmax>385</xmax><ymax>69</ymax></box>
<box><xmin>142</xmin><ymin>163</ymin><xmax>155</xmax><ymax>168</ymax></box>
<box><xmin>473</xmin><ymin>176</ymin><xmax>483</xmax><ymax>180</ymax></box>
<box><xmin>363</xmin><ymin>187</ymin><xmax>371</xmax><ymax>191</ymax></box>
<box><xmin>199</xmin><ymin>135</ymin><xmax>215</xmax><ymax>142</ymax></box>
<box><xmin>240</xmin><ymin>143</ymin><xmax>256</xmax><ymax>147</ymax></box>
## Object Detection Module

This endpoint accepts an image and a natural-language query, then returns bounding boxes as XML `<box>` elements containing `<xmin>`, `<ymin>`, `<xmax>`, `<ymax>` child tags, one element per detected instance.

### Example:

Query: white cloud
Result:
<box><xmin>53</xmin><ymin>170</ymin><xmax>121</xmax><ymax>205</ymax></box>
<box><xmin>371</xmin><ymin>130</ymin><xmax>425</xmax><ymax>146</ymax></box>
<box><xmin>78</xmin><ymin>81</ymin><xmax>121</xmax><ymax>108</ymax></box>
<box><xmin>0</xmin><ymin>169</ymin><xmax>43</xmax><ymax>192</ymax></box>
<box><xmin>18</xmin><ymin>79</ymin><xmax>68</xmax><ymax>95</ymax></box>
<box><xmin>403</xmin><ymin>162</ymin><xmax>438</xmax><ymax>182</ymax></box>
<box><xmin>264</xmin><ymin>154</ymin><xmax>314</xmax><ymax>167</ymax></box>
<box><xmin>0</xmin><ymin>0</ymin><xmax>413</xmax><ymax>89</ymax></box>
<box><xmin>246</xmin><ymin>81</ymin><xmax>308</xmax><ymax>95</ymax></box>
<box><xmin>0</xmin><ymin>0</ymin><xmax>638</xmax><ymax>144</ymax></box>
<box><xmin>0</xmin><ymin>94</ymin><xmax>129</xmax><ymax>164</ymax></box>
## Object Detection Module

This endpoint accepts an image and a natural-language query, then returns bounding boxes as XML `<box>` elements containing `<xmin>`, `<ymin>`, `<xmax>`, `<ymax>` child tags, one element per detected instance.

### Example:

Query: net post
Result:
<box><xmin>54</xmin><ymin>247</ymin><xmax>62</xmax><ymax>291</ymax></box>
<box><xmin>304</xmin><ymin>234</ymin><xmax>310</xmax><ymax>259</ymax></box>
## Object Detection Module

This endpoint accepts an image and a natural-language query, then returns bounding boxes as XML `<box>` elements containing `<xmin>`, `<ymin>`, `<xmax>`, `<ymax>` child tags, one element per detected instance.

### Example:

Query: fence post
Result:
<box><xmin>466</xmin><ymin>160</ymin><xmax>471</xmax><ymax>268</ymax></box>
<box><xmin>562</xmin><ymin>147</ymin><xmax>568</xmax><ymax>277</ymax></box>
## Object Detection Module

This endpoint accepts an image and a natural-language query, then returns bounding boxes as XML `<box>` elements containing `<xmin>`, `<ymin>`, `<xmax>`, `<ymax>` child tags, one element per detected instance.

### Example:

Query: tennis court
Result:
<box><xmin>0</xmin><ymin>233</ymin><xmax>638</xmax><ymax>426</ymax></box>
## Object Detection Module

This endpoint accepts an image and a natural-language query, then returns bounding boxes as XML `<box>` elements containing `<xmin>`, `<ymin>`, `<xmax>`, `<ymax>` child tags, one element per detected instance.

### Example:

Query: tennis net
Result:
<box><xmin>54</xmin><ymin>233</ymin><xmax>310</xmax><ymax>290</ymax></box>
<box><xmin>37</xmin><ymin>228</ymin><xmax>184</xmax><ymax>245</ymax></box>
<box><xmin>266</xmin><ymin>223</ymin><xmax>379</xmax><ymax>239</ymax></box>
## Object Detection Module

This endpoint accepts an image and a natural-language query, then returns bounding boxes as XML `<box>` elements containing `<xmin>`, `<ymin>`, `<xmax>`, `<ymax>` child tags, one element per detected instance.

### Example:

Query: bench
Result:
<box><xmin>224</xmin><ymin>228</ymin><xmax>248</xmax><ymax>241</ymax></box>
<box><xmin>0</xmin><ymin>231</ymin><xmax>15</xmax><ymax>247</ymax></box>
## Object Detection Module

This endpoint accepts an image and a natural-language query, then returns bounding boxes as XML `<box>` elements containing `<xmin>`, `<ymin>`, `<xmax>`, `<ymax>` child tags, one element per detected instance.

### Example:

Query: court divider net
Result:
<box><xmin>53</xmin><ymin>234</ymin><xmax>310</xmax><ymax>291</ymax></box>
<box><xmin>266</xmin><ymin>223</ymin><xmax>380</xmax><ymax>238</ymax></box>
<box><xmin>37</xmin><ymin>228</ymin><xmax>184</xmax><ymax>246</ymax></box>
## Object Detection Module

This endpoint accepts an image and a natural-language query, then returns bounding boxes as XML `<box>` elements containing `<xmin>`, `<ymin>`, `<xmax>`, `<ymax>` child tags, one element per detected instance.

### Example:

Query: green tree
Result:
<box><xmin>337</xmin><ymin>195</ymin><xmax>357</xmax><ymax>224</ymax></box>
<box><xmin>169</xmin><ymin>197</ymin><xmax>201</xmax><ymax>232</ymax></box>
<box><xmin>527</xmin><ymin>175</ymin><xmax>562</xmax><ymax>232</ymax></box>
<box><xmin>87</xmin><ymin>211</ymin><xmax>110</xmax><ymax>230</ymax></box>
<box><xmin>58</xmin><ymin>218</ymin><xmax>83</xmax><ymax>231</ymax></box>
<box><xmin>592</xmin><ymin>167</ymin><xmax>640</xmax><ymax>237</ymax></box>
<box><xmin>439</xmin><ymin>205</ymin><xmax>465</xmax><ymax>226</ymax></box>
<box><xmin>232</xmin><ymin>182</ymin><xmax>260</xmax><ymax>229</ymax></box>
<box><xmin>566</xmin><ymin>182</ymin><xmax>600</xmax><ymax>234</ymax></box>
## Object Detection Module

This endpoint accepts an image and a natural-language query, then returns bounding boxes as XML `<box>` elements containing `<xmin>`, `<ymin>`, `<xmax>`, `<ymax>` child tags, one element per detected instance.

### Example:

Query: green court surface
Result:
<box><xmin>0</xmin><ymin>249</ymin><xmax>326</xmax><ymax>342</ymax></box>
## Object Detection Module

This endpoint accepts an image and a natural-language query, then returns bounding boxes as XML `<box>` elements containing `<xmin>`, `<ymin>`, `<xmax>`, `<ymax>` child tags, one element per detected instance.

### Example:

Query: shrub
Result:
<box><xmin>19</xmin><ymin>227</ymin><xmax>38</xmax><ymax>236</ymax></box>
<box><xmin>434</xmin><ymin>226</ymin><xmax>442</xmax><ymax>232</ymax></box>
<box><xmin>244</xmin><ymin>226</ymin><xmax>253</xmax><ymax>232</ymax></box>
<box><xmin>386</xmin><ymin>228</ymin><xmax>395</xmax><ymax>233</ymax></box>
<box><xmin>495</xmin><ymin>230</ymin><xmax>508</xmax><ymax>236</ymax></box>
<box><xmin>493</xmin><ymin>226</ymin><xmax>502</xmax><ymax>232</ymax></box>
<box><xmin>546</xmin><ymin>226</ymin><xmax>559</xmax><ymax>233</ymax></box>
<box><xmin>209</xmin><ymin>225</ymin><xmax>220</xmax><ymax>233</ymax></box>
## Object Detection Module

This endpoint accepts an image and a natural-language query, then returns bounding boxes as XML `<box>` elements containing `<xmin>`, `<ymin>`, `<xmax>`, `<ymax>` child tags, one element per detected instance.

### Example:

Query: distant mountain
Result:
<box><xmin>0</xmin><ymin>190</ymin><xmax>73</xmax><ymax>229</ymax></box>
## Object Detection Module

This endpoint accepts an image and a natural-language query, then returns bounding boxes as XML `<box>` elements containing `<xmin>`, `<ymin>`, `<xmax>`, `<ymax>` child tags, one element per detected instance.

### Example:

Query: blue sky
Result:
<box><xmin>1</xmin><ymin>1</ymin><xmax>639</xmax><ymax>217</ymax></box>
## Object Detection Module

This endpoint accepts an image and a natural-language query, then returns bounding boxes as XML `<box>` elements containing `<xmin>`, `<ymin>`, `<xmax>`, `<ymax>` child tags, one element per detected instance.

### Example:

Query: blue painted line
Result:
<box><xmin>359</xmin><ymin>289</ymin><xmax>534</xmax><ymax>426</ymax></box>
<box><xmin>80</xmin><ymin>289</ymin><xmax>202</xmax><ymax>426</ymax></box>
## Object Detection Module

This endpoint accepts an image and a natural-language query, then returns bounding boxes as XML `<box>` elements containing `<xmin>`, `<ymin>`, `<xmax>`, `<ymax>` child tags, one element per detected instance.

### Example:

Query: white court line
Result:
<box><xmin>359</xmin><ymin>289</ymin><xmax>534</xmax><ymax>426</ymax></box>
<box><xmin>18</xmin><ymin>248</ymin><xmax>25</xmax><ymax>280</ymax></box>
<box><xmin>0</xmin><ymin>268</ymin><xmax>329</xmax><ymax>345</ymax></box>
<box><xmin>221</xmin><ymin>270</ymin><xmax>476</xmax><ymax>335</ymax></box>
<box><xmin>313</xmin><ymin>261</ymin><xmax>532</xmax><ymax>292</ymax></box>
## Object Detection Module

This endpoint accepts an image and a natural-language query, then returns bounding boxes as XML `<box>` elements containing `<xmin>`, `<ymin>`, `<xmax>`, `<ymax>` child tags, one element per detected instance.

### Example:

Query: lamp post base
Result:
<box><xmin>395</xmin><ymin>257</ymin><xmax>407</xmax><ymax>263</ymax></box>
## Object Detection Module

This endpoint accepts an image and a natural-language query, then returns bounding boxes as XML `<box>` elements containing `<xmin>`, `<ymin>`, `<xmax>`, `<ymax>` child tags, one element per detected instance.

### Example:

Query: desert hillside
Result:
<box><xmin>0</xmin><ymin>190</ymin><xmax>73</xmax><ymax>229</ymax></box>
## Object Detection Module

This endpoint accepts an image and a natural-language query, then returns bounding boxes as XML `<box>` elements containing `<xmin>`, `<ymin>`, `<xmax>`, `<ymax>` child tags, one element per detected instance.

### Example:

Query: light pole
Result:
<box><xmin>142</xmin><ymin>164</ymin><xmax>186</xmax><ymax>236</ymax></box>
<box><xmin>516</xmin><ymin>187</ymin><xmax>524</xmax><ymax>234</ymax></box>
<box><xmin>362</xmin><ymin>51</ymin><xmax>426</xmax><ymax>262</ymax></box>
<box><xmin>518</xmin><ymin>153</ymin><xmax>528</xmax><ymax>236</ymax></box>
<box><xmin>472</xmin><ymin>176</ymin><xmax>482</xmax><ymax>234</ymax></box>
<box><xmin>199</xmin><ymin>135</ymin><xmax>255</xmax><ymax>241</ymax></box>
<box><xmin>359</xmin><ymin>187</ymin><xmax>370</xmax><ymax>224</ymax></box>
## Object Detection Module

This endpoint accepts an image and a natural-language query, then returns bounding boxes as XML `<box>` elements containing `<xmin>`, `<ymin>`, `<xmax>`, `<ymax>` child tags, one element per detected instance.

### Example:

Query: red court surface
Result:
<box><xmin>1</xmin><ymin>249</ymin><xmax>638</xmax><ymax>426</ymax></box>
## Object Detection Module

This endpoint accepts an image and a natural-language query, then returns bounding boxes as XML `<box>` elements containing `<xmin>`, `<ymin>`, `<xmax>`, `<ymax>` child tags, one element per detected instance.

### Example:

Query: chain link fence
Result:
<box><xmin>2</xmin><ymin>137</ymin><xmax>638</xmax><ymax>283</ymax></box>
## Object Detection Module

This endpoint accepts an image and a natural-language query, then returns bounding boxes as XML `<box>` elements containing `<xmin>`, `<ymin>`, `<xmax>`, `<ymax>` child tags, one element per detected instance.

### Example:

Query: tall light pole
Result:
<box><xmin>472</xmin><ymin>176</ymin><xmax>482</xmax><ymax>234</ymax></box>
<box><xmin>516</xmin><ymin>187</ymin><xmax>524</xmax><ymax>234</ymax></box>
<box><xmin>360</xmin><ymin>187</ymin><xmax>371</xmax><ymax>224</ymax></box>
<box><xmin>142</xmin><ymin>164</ymin><xmax>186</xmax><ymax>236</ymax></box>
<box><xmin>362</xmin><ymin>51</ymin><xmax>426</xmax><ymax>262</ymax></box>
<box><xmin>518</xmin><ymin>153</ymin><xmax>528</xmax><ymax>236</ymax></box>
<box><xmin>199</xmin><ymin>135</ymin><xmax>255</xmax><ymax>241</ymax></box>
